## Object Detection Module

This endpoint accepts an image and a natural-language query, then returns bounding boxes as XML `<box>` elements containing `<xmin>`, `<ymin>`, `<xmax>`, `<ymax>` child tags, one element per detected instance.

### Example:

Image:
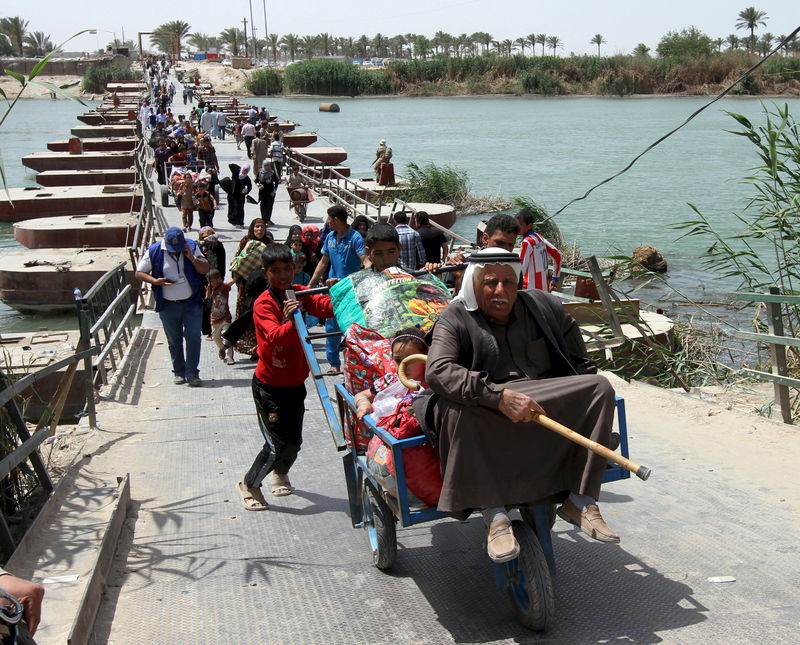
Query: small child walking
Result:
<box><xmin>206</xmin><ymin>269</ymin><xmax>235</xmax><ymax>365</ymax></box>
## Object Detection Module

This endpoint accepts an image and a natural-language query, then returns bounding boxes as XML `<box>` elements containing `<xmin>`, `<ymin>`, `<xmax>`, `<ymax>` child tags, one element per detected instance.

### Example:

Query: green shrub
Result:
<box><xmin>510</xmin><ymin>196</ymin><xmax>564</xmax><ymax>248</ymax></box>
<box><xmin>519</xmin><ymin>69</ymin><xmax>564</xmax><ymax>95</ymax></box>
<box><xmin>246</xmin><ymin>68</ymin><xmax>283</xmax><ymax>95</ymax></box>
<box><xmin>283</xmin><ymin>59</ymin><xmax>390</xmax><ymax>95</ymax></box>
<box><xmin>656</xmin><ymin>27</ymin><xmax>714</xmax><ymax>58</ymax></box>
<box><xmin>400</xmin><ymin>162</ymin><xmax>470</xmax><ymax>204</ymax></box>
<box><xmin>82</xmin><ymin>63</ymin><xmax>141</xmax><ymax>94</ymax></box>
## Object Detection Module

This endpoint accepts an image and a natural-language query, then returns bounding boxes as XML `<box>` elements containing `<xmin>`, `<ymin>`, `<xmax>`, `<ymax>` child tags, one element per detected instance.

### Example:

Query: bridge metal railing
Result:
<box><xmin>74</xmin><ymin>262</ymin><xmax>137</xmax><ymax>420</ymax></box>
<box><xmin>0</xmin><ymin>347</ymin><xmax>96</xmax><ymax>561</ymax></box>
<box><xmin>285</xmin><ymin>151</ymin><xmax>472</xmax><ymax>247</ymax></box>
<box><xmin>731</xmin><ymin>287</ymin><xmax>800</xmax><ymax>425</ymax></box>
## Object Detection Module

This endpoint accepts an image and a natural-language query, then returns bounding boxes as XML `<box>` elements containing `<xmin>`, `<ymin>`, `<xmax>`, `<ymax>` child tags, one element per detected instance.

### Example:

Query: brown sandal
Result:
<box><xmin>237</xmin><ymin>481</ymin><xmax>268</xmax><ymax>511</ymax></box>
<box><xmin>271</xmin><ymin>474</ymin><xmax>294</xmax><ymax>497</ymax></box>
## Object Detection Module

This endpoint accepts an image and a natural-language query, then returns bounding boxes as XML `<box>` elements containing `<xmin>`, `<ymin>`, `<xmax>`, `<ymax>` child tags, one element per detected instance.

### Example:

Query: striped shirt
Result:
<box><xmin>520</xmin><ymin>231</ymin><xmax>561</xmax><ymax>291</ymax></box>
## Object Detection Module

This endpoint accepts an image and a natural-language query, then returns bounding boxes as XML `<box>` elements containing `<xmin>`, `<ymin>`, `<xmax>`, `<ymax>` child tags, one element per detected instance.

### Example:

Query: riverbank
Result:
<box><xmin>209</xmin><ymin>53</ymin><xmax>800</xmax><ymax>98</ymax></box>
<box><xmin>0</xmin><ymin>74</ymin><xmax>83</xmax><ymax>99</ymax></box>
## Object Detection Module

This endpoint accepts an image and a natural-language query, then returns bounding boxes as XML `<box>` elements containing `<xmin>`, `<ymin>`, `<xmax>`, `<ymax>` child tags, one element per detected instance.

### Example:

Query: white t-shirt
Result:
<box><xmin>136</xmin><ymin>240</ymin><xmax>205</xmax><ymax>301</ymax></box>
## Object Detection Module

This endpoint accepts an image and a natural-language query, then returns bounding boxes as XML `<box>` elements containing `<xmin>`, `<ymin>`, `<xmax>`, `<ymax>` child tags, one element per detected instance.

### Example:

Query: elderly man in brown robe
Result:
<box><xmin>426</xmin><ymin>248</ymin><xmax>619</xmax><ymax>564</ymax></box>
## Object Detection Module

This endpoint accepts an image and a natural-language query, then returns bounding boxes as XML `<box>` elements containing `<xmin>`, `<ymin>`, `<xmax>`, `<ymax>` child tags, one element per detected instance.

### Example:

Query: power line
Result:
<box><xmin>543</xmin><ymin>25</ymin><xmax>800</xmax><ymax>224</ymax></box>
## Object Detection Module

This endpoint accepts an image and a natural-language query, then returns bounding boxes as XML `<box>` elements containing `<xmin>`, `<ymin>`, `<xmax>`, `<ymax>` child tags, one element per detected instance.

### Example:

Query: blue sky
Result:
<box><xmin>10</xmin><ymin>0</ymin><xmax>799</xmax><ymax>56</ymax></box>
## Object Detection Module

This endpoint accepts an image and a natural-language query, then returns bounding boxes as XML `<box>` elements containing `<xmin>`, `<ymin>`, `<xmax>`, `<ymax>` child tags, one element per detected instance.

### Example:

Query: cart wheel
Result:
<box><xmin>505</xmin><ymin>520</ymin><xmax>555</xmax><ymax>631</ymax></box>
<box><xmin>520</xmin><ymin>504</ymin><xmax>556</xmax><ymax>532</ymax></box>
<box><xmin>361</xmin><ymin>480</ymin><xmax>397</xmax><ymax>570</ymax></box>
<box><xmin>160</xmin><ymin>185</ymin><xmax>170</xmax><ymax>207</ymax></box>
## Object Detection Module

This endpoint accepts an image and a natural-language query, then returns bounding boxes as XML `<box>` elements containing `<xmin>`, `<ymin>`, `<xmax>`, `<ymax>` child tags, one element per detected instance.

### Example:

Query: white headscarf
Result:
<box><xmin>452</xmin><ymin>247</ymin><xmax>522</xmax><ymax>312</ymax></box>
<box><xmin>239</xmin><ymin>164</ymin><xmax>250</xmax><ymax>178</ymax></box>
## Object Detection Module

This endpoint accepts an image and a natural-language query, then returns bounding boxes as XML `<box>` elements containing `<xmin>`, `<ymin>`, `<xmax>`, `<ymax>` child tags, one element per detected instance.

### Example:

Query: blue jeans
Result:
<box><xmin>159</xmin><ymin>300</ymin><xmax>202</xmax><ymax>379</ymax></box>
<box><xmin>324</xmin><ymin>317</ymin><xmax>341</xmax><ymax>369</ymax></box>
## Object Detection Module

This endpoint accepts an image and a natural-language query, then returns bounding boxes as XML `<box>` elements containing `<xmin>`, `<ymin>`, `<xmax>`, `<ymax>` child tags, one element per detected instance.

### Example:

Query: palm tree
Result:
<box><xmin>758</xmin><ymin>32</ymin><xmax>774</xmax><ymax>55</ymax></box>
<box><xmin>515</xmin><ymin>37</ymin><xmax>527</xmax><ymax>56</ymax></box>
<box><xmin>373</xmin><ymin>33</ymin><xmax>389</xmax><ymax>57</ymax></box>
<box><xmin>526</xmin><ymin>33</ymin><xmax>537</xmax><ymax>56</ymax></box>
<box><xmin>633</xmin><ymin>43</ymin><xmax>650</xmax><ymax>57</ymax></box>
<box><xmin>590</xmin><ymin>34</ymin><xmax>606</xmax><ymax>56</ymax></box>
<box><xmin>714</xmin><ymin>37</ymin><xmax>724</xmax><ymax>53</ymax></box>
<box><xmin>500</xmin><ymin>39</ymin><xmax>513</xmax><ymax>56</ymax></box>
<box><xmin>736</xmin><ymin>7</ymin><xmax>768</xmax><ymax>50</ymax></box>
<box><xmin>317</xmin><ymin>32</ymin><xmax>333</xmax><ymax>56</ymax></box>
<box><xmin>454</xmin><ymin>33</ymin><xmax>468</xmax><ymax>56</ymax></box>
<box><xmin>546</xmin><ymin>35</ymin><xmax>562</xmax><ymax>57</ymax></box>
<box><xmin>389</xmin><ymin>35</ymin><xmax>406</xmax><ymax>59</ymax></box>
<box><xmin>220</xmin><ymin>28</ymin><xmax>245</xmax><ymax>57</ymax></box>
<box><xmin>280</xmin><ymin>33</ymin><xmax>300</xmax><ymax>61</ymax></box>
<box><xmin>413</xmin><ymin>35</ymin><xmax>431</xmax><ymax>60</ymax></box>
<box><xmin>188</xmin><ymin>32</ymin><xmax>213</xmax><ymax>51</ymax></box>
<box><xmin>726</xmin><ymin>34</ymin><xmax>740</xmax><ymax>50</ymax></box>
<box><xmin>0</xmin><ymin>16</ymin><xmax>29</xmax><ymax>56</ymax></box>
<box><xmin>356</xmin><ymin>34</ymin><xmax>370</xmax><ymax>57</ymax></box>
<box><xmin>432</xmin><ymin>30</ymin><xmax>446</xmax><ymax>55</ymax></box>
<box><xmin>299</xmin><ymin>34</ymin><xmax>317</xmax><ymax>59</ymax></box>
<box><xmin>775</xmin><ymin>34</ymin><xmax>794</xmax><ymax>56</ymax></box>
<box><xmin>151</xmin><ymin>20</ymin><xmax>190</xmax><ymax>56</ymax></box>
<box><xmin>267</xmin><ymin>33</ymin><xmax>279</xmax><ymax>61</ymax></box>
<box><xmin>536</xmin><ymin>33</ymin><xmax>547</xmax><ymax>56</ymax></box>
<box><xmin>23</xmin><ymin>31</ymin><xmax>53</xmax><ymax>57</ymax></box>
<box><xmin>479</xmin><ymin>32</ymin><xmax>493</xmax><ymax>54</ymax></box>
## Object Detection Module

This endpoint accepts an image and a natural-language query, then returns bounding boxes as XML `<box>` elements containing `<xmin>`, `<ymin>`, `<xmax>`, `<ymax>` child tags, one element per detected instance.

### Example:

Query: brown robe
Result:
<box><xmin>426</xmin><ymin>290</ymin><xmax>615</xmax><ymax>515</ymax></box>
<box><xmin>251</xmin><ymin>137</ymin><xmax>270</xmax><ymax>173</ymax></box>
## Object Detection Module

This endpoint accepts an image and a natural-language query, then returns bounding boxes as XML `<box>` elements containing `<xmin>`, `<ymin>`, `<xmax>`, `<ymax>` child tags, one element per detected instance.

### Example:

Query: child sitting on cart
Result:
<box><xmin>354</xmin><ymin>328</ymin><xmax>427</xmax><ymax>421</ymax></box>
<box><xmin>236</xmin><ymin>243</ymin><xmax>334</xmax><ymax>512</ymax></box>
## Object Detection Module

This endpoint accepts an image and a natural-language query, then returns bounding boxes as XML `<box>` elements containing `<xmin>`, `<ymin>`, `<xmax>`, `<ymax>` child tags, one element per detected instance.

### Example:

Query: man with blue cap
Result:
<box><xmin>135</xmin><ymin>226</ymin><xmax>210</xmax><ymax>386</ymax></box>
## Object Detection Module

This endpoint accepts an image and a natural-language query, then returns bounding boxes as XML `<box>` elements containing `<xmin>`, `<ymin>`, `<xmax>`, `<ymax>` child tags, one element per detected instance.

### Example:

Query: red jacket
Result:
<box><xmin>253</xmin><ymin>285</ymin><xmax>334</xmax><ymax>387</ymax></box>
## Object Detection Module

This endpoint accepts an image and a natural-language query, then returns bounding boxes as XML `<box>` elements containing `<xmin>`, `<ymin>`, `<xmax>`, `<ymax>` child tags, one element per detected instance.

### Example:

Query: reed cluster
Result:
<box><xmin>281</xmin><ymin>60</ymin><xmax>391</xmax><ymax>96</ymax></box>
<box><xmin>245</xmin><ymin>67</ymin><xmax>282</xmax><ymax>95</ymax></box>
<box><xmin>82</xmin><ymin>63</ymin><xmax>141</xmax><ymax>94</ymax></box>
<box><xmin>384</xmin><ymin>52</ymin><xmax>799</xmax><ymax>96</ymax></box>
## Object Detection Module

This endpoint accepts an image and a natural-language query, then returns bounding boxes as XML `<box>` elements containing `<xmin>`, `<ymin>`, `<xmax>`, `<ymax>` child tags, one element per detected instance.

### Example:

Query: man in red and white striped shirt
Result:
<box><xmin>516</xmin><ymin>210</ymin><xmax>562</xmax><ymax>291</ymax></box>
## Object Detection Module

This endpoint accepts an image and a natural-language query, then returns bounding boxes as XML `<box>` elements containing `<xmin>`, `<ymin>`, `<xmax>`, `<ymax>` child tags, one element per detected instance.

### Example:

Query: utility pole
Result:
<box><xmin>248</xmin><ymin>0</ymin><xmax>257</xmax><ymax>59</ymax></box>
<box><xmin>268</xmin><ymin>0</ymin><xmax>269</xmax><ymax>67</ymax></box>
<box><xmin>242</xmin><ymin>17</ymin><xmax>249</xmax><ymax>58</ymax></box>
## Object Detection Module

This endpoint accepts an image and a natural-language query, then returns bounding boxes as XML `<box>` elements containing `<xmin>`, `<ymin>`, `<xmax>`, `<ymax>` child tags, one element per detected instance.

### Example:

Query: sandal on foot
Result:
<box><xmin>326</xmin><ymin>367</ymin><xmax>340</xmax><ymax>376</ymax></box>
<box><xmin>271</xmin><ymin>474</ymin><xmax>294</xmax><ymax>497</ymax></box>
<box><xmin>226</xmin><ymin>358</ymin><xmax>236</xmax><ymax>365</ymax></box>
<box><xmin>237</xmin><ymin>481</ymin><xmax>268</xmax><ymax>511</ymax></box>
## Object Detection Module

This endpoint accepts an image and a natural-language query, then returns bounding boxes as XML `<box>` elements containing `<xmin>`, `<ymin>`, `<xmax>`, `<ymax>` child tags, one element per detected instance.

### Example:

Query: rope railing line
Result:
<box><xmin>544</xmin><ymin>25</ymin><xmax>800</xmax><ymax>224</ymax></box>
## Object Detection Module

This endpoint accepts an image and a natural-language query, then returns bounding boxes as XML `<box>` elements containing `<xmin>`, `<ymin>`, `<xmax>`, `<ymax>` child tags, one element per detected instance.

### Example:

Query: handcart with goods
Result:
<box><xmin>289</xmin><ymin>265</ymin><xmax>651</xmax><ymax>631</ymax></box>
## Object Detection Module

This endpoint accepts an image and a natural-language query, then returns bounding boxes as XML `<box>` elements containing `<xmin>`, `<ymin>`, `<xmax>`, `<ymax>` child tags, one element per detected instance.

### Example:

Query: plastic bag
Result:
<box><xmin>371</xmin><ymin>377</ymin><xmax>410</xmax><ymax>419</ymax></box>
<box><xmin>330</xmin><ymin>267</ymin><xmax>451</xmax><ymax>338</ymax></box>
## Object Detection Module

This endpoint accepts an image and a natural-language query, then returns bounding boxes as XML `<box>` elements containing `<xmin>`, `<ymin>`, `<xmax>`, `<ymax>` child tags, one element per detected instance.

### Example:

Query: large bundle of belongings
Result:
<box><xmin>330</xmin><ymin>267</ymin><xmax>450</xmax><ymax>506</ymax></box>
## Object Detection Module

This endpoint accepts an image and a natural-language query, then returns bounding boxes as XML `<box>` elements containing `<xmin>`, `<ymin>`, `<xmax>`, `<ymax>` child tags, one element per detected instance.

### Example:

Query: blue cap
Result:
<box><xmin>163</xmin><ymin>227</ymin><xmax>185</xmax><ymax>253</ymax></box>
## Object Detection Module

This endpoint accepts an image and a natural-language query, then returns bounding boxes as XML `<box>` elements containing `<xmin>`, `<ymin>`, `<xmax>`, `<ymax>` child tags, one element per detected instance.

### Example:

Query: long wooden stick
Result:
<box><xmin>398</xmin><ymin>354</ymin><xmax>651</xmax><ymax>481</ymax></box>
<box><xmin>532</xmin><ymin>412</ymin><xmax>651</xmax><ymax>481</ymax></box>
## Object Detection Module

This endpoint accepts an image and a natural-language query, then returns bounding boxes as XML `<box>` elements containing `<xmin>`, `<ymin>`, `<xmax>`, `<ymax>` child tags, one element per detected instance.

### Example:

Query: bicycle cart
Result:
<box><xmin>291</xmin><ymin>281</ymin><xmax>648</xmax><ymax>632</ymax></box>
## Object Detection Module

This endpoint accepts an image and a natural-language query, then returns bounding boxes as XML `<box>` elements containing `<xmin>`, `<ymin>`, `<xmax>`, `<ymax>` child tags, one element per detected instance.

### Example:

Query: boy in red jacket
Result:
<box><xmin>237</xmin><ymin>244</ymin><xmax>334</xmax><ymax>511</ymax></box>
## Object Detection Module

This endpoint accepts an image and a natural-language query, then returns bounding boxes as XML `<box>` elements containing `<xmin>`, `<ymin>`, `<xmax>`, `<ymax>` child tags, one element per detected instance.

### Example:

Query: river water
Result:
<box><xmin>2</xmin><ymin>95</ymin><xmax>799</xmax><ymax>331</ymax></box>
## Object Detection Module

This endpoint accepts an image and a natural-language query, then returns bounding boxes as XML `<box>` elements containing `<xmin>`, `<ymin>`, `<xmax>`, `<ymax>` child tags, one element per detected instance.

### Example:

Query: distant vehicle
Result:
<box><xmin>221</xmin><ymin>59</ymin><xmax>232</xmax><ymax>67</ymax></box>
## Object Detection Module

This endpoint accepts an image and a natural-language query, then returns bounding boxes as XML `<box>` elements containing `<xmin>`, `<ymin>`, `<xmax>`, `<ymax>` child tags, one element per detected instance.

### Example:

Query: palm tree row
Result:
<box><xmin>174</xmin><ymin>26</ymin><xmax>579</xmax><ymax>61</ymax></box>
<box><xmin>0</xmin><ymin>16</ymin><xmax>54</xmax><ymax>57</ymax></box>
<box><xmin>179</xmin><ymin>23</ymin><xmax>796</xmax><ymax>64</ymax></box>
